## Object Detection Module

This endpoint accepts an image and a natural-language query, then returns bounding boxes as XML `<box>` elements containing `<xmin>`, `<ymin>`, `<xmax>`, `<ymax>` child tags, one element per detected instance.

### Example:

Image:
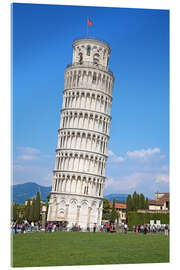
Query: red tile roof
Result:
<box><xmin>148</xmin><ymin>200</ymin><xmax>164</xmax><ymax>206</ymax></box>
<box><xmin>149</xmin><ymin>193</ymin><xmax>169</xmax><ymax>206</ymax></box>
<box><xmin>108</xmin><ymin>200</ymin><xmax>126</xmax><ymax>209</ymax></box>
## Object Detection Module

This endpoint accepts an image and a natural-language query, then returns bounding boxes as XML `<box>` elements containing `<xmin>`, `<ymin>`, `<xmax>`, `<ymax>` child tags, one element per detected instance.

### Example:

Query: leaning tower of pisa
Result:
<box><xmin>47</xmin><ymin>37</ymin><xmax>114</xmax><ymax>231</ymax></box>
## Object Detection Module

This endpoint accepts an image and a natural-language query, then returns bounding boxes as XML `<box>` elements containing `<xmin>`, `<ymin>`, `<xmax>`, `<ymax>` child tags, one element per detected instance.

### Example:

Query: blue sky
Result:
<box><xmin>12</xmin><ymin>3</ymin><xmax>169</xmax><ymax>198</ymax></box>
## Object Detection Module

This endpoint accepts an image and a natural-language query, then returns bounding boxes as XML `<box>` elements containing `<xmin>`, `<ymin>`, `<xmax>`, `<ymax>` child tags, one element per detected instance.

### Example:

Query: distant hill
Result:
<box><xmin>12</xmin><ymin>182</ymin><xmax>52</xmax><ymax>204</ymax></box>
<box><xmin>105</xmin><ymin>193</ymin><xmax>128</xmax><ymax>203</ymax></box>
<box><xmin>12</xmin><ymin>182</ymin><xmax>128</xmax><ymax>205</ymax></box>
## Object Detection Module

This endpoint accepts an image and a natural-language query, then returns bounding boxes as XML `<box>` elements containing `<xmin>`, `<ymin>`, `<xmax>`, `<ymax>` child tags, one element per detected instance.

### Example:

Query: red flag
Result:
<box><xmin>88</xmin><ymin>18</ymin><xmax>93</xmax><ymax>26</ymax></box>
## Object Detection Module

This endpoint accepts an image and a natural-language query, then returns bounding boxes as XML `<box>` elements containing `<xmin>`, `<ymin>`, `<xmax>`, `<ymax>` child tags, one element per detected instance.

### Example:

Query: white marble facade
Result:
<box><xmin>47</xmin><ymin>38</ymin><xmax>114</xmax><ymax>231</ymax></box>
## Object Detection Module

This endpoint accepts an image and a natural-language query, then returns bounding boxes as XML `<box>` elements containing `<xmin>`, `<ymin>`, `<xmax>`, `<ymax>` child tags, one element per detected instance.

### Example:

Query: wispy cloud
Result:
<box><xmin>155</xmin><ymin>174</ymin><xmax>169</xmax><ymax>183</ymax></box>
<box><xmin>13</xmin><ymin>146</ymin><xmax>55</xmax><ymax>186</ymax></box>
<box><xmin>126</xmin><ymin>147</ymin><xmax>160</xmax><ymax>160</ymax></box>
<box><xmin>105</xmin><ymin>173</ymin><xmax>149</xmax><ymax>192</ymax></box>
<box><xmin>104</xmin><ymin>170</ymin><xmax>169</xmax><ymax>197</ymax></box>
<box><xmin>108</xmin><ymin>150</ymin><xmax>124</xmax><ymax>163</ymax></box>
<box><xmin>16</xmin><ymin>147</ymin><xmax>41</xmax><ymax>161</ymax></box>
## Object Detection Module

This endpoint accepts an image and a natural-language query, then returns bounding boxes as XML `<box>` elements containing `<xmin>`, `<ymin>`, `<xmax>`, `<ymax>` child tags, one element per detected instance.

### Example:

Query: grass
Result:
<box><xmin>12</xmin><ymin>232</ymin><xmax>169</xmax><ymax>267</ymax></box>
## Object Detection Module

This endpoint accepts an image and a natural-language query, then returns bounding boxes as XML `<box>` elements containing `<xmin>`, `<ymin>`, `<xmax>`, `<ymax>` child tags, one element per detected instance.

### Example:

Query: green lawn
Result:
<box><xmin>12</xmin><ymin>232</ymin><xmax>169</xmax><ymax>267</ymax></box>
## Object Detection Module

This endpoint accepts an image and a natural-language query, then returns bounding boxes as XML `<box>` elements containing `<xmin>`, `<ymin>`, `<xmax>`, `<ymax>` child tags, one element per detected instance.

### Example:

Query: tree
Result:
<box><xmin>12</xmin><ymin>203</ymin><xmax>18</xmax><ymax>221</ymax></box>
<box><xmin>139</xmin><ymin>193</ymin><xmax>145</xmax><ymax>209</ymax></box>
<box><xmin>126</xmin><ymin>194</ymin><xmax>133</xmax><ymax>212</ymax></box>
<box><xmin>145</xmin><ymin>197</ymin><xmax>149</xmax><ymax>209</ymax></box>
<box><xmin>46</xmin><ymin>193</ymin><xmax>51</xmax><ymax>202</ymax></box>
<box><xmin>35</xmin><ymin>190</ymin><xmax>41</xmax><ymax>221</ymax></box>
<box><xmin>25</xmin><ymin>200</ymin><xmax>31</xmax><ymax>221</ymax></box>
<box><xmin>110</xmin><ymin>200</ymin><xmax>119</xmax><ymax>224</ymax></box>
<box><xmin>102</xmin><ymin>198</ymin><xmax>111</xmax><ymax>220</ymax></box>
<box><xmin>132</xmin><ymin>191</ymin><xmax>139</xmax><ymax>211</ymax></box>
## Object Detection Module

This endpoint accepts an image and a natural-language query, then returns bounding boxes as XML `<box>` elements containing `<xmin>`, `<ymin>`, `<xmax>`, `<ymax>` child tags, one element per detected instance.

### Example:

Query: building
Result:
<box><xmin>47</xmin><ymin>37</ymin><xmax>114</xmax><ymax>230</ymax></box>
<box><xmin>137</xmin><ymin>192</ymin><xmax>169</xmax><ymax>214</ymax></box>
<box><xmin>108</xmin><ymin>200</ymin><xmax>127</xmax><ymax>224</ymax></box>
<box><xmin>25</xmin><ymin>200</ymin><xmax>46</xmax><ymax>206</ymax></box>
<box><xmin>148</xmin><ymin>192</ymin><xmax>169</xmax><ymax>211</ymax></box>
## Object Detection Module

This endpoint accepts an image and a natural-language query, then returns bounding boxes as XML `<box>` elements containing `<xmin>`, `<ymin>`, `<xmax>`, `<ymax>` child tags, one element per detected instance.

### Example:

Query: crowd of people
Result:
<box><xmin>11</xmin><ymin>220</ymin><xmax>169</xmax><ymax>236</ymax></box>
<box><xmin>132</xmin><ymin>224</ymin><xmax>169</xmax><ymax>235</ymax></box>
<box><xmin>11</xmin><ymin>220</ymin><xmax>41</xmax><ymax>234</ymax></box>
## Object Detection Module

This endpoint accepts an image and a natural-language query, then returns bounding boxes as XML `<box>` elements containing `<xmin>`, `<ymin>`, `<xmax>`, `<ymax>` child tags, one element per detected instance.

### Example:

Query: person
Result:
<box><xmin>53</xmin><ymin>223</ymin><xmax>56</xmax><ymax>232</ymax></box>
<box><xmin>38</xmin><ymin>221</ymin><xmax>41</xmax><ymax>231</ymax></box>
<box><xmin>21</xmin><ymin>222</ymin><xmax>25</xmax><ymax>234</ymax></box>
<box><xmin>144</xmin><ymin>225</ymin><xmax>147</xmax><ymax>235</ymax></box>
<box><xmin>24</xmin><ymin>219</ymin><xmax>28</xmax><ymax>232</ymax></box>
<box><xmin>165</xmin><ymin>224</ymin><xmax>168</xmax><ymax>236</ymax></box>
<box><xmin>31</xmin><ymin>221</ymin><xmax>34</xmax><ymax>232</ymax></box>
<box><xmin>124</xmin><ymin>223</ymin><xmax>128</xmax><ymax>234</ymax></box>
<box><xmin>93</xmin><ymin>223</ymin><xmax>96</xmax><ymax>232</ymax></box>
<box><xmin>14</xmin><ymin>220</ymin><xmax>18</xmax><ymax>234</ymax></box>
<box><xmin>49</xmin><ymin>223</ymin><xmax>52</xmax><ymax>232</ymax></box>
<box><xmin>106</xmin><ymin>223</ymin><xmax>109</xmax><ymax>232</ymax></box>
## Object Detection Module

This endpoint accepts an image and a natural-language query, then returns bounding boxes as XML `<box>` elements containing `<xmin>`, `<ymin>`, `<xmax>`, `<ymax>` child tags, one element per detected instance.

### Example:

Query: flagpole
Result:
<box><xmin>86</xmin><ymin>16</ymin><xmax>88</xmax><ymax>39</ymax></box>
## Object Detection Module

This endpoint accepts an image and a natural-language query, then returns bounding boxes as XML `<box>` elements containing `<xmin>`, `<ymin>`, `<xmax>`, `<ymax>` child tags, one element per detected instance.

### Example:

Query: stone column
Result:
<box><xmin>75</xmin><ymin>205</ymin><xmax>81</xmax><ymax>226</ymax></box>
<box><xmin>87</xmin><ymin>206</ymin><xmax>92</xmax><ymax>229</ymax></box>
<box><xmin>65</xmin><ymin>204</ymin><xmax>69</xmax><ymax>220</ymax></box>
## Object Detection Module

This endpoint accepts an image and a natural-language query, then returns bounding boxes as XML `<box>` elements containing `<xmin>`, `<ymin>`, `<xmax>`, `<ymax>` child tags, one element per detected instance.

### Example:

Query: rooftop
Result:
<box><xmin>108</xmin><ymin>200</ymin><xmax>127</xmax><ymax>209</ymax></box>
<box><xmin>73</xmin><ymin>36</ymin><xmax>110</xmax><ymax>49</ymax></box>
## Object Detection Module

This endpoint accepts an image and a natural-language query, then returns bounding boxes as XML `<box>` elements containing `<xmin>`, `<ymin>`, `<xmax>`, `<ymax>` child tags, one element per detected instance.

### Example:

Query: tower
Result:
<box><xmin>47</xmin><ymin>37</ymin><xmax>114</xmax><ymax>231</ymax></box>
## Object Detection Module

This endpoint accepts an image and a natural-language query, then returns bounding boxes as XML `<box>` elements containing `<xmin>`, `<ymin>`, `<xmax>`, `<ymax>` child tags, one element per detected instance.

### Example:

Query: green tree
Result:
<box><xmin>35</xmin><ymin>190</ymin><xmax>41</xmax><ymax>221</ymax></box>
<box><xmin>46</xmin><ymin>193</ymin><xmax>51</xmax><ymax>202</ymax></box>
<box><xmin>102</xmin><ymin>198</ymin><xmax>111</xmax><ymax>220</ymax></box>
<box><xmin>145</xmin><ymin>197</ymin><xmax>149</xmax><ymax>209</ymax></box>
<box><xmin>29</xmin><ymin>197</ymin><xmax>36</xmax><ymax>221</ymax></box>
<box><xmin>139</xmin><ymin>193</ymin><xmax>145</xmax><ymax>209</ymax></box>
<box><xmin>12</xmin><ymin>203</ymin><xmax>18</xmax><ymax>221</ymax></box>
<box><xmin>126</xmin><ymin>194</ymin><xmax>133</xmax><ymax>212</ymax></box>
<box><xmin>25</xmin><ymin>200</ymin><xmax>31</xmax><ymax>221</ymax></box>
<box><xmin>132</xmin><ymin>191</ymin><xmax>139</xmax><ymax>211</ymax></box>
<box><xmin>110</xmin><ymin>200</ymin><xmax>119</xmax><ymax>224</ymax></box>
<box><xmin>32</xmin><ymin>197</ymin><xmax>36</xmax><ymax>221</ymax></box>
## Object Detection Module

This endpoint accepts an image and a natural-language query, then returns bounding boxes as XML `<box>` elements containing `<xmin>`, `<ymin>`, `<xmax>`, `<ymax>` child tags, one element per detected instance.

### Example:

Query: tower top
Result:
<box><xmin>73</xmin><ymin>36</ymin><xmax>111</xmax><ymax>51</ymax></box>
<box><xmin>72</xmin><ymin>36</ymin><xmax>111</xmax><ymax>71</ymax></box>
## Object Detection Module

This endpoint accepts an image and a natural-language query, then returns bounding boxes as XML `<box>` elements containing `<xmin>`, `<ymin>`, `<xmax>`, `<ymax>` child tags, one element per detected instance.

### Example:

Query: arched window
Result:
<box><xmin>92</xmin><ymin>73</ymin><xmax>96</xmax><ymax>84</ymax></box>
<box><xmin>87</xmin><ymin>46</ymin><xmax>91</xmax><ymax>56</ymax></box>
<box><xmin>107</xmin><ymin>55</ymin><xmax>110</xmax><ymax>66</ymax></box>
<box><xmin>79</xmin><ymin>52</ymin><xmax>83</xmax><ymax>64</ymax></box>
<box><xmin>93</xmin><ymin>53</ymin><xmax>100</xmax><ymax>65</ymax></box>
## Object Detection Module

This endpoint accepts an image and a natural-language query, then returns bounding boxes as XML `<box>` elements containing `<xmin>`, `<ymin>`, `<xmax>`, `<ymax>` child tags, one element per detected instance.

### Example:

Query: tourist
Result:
<box><xmin>14</xmin><ymin>220</ymin><xmax>18</xmax><ymax>234</ymax></box>
<box><xmin>49</xmin><ymin>223</ymin><xmax>52</xmax><ymax>232</ymax></box>
<box><xmin>93</xmin><ymin>223</ymin><xmax>96</xmax><ymax>232</ymax></box>
<box><xmin>31</xmin><ymin>221</ymin><xmax>34</xmax><ymax>232</ymax></box>
<box><xmin>24</xmin><ymin>219</ymin><xmax>28</xmax><ymax>232</ymax></box>
<box><xmin>38</xmin><ymin>221</ymin><xmax>41</xmax><ymax>231</ymax></box>
<box><xmin>53</xmin><ymin>223</ymin><xmax>56</xmax><ymax>232</ymax></box>
<box><xmin>124</xmin><ymin>223</ymin><xmax>128</xmax><ymax>234</ymax></box>
<box><xmin>21</xmin><ymin>222</ymin><xmax>25</xmax><ymax>234</ymax></box>
<box><xmin>164</xmin><ymin>224</ymin><xmax>168</xmax><ymax>236</ymax></box>
<box><xmin>140</xmin><ymin>225</ymin><xmax>144</xmax><ymax>233</ymax></box>
<box><xmin>106</xmin><ymin>223</ymin><xmax>109</xmax><ymax>232</ymax></box>
<box><xmin>144</xmin><ymin>224</ymin><xmax>147</xmax><ymax>235</ymax></box>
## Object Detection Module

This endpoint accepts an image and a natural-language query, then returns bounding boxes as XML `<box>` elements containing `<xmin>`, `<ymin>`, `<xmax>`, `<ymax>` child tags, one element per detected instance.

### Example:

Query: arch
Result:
<box><xmin>87</xmin><ymin>45</ymin><xmax>91</xmax><ymax>56</ymax></box>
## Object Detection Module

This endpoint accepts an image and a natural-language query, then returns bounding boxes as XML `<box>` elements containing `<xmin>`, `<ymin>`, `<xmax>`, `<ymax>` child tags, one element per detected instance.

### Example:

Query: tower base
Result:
<box><xmin>47</xmin><ymin>192</ymin><xmax>103</xmax><ymax>231</ymax></box>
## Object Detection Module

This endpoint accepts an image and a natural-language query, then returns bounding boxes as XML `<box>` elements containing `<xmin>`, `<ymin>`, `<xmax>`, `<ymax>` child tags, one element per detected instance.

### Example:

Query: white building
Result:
<box><xmin>47</xmin><ymin>37</ymin><xmax>114</xmax><ymax>231</ymax></box>
<box><xmin>148</xmin><ymin>193</ymin><xmax>169</xmax><ymax>211</ymax></box>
